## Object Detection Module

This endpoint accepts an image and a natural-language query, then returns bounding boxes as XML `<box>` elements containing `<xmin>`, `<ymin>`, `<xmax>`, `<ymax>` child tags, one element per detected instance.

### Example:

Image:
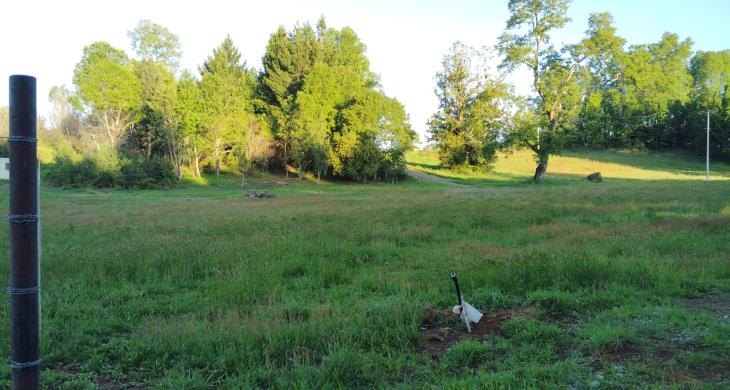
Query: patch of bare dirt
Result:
<box><xmin>417</xmin><ymin>304</ymin><xmax>536</xmax><ymax>358</ymax></box>
<box><xmin>599</xmin><ymin>340</ymin><xmax>643</xmax><ymax>363</ymax></box>
<box><xmin>406</xmin><ymin>169</ymin><xmax>463</xmax><ymax>186</ymax></box>
<box><xmin>681</xmin><ymin>291</ymin><xmax>730</xmax><ymax>318</ymax></box>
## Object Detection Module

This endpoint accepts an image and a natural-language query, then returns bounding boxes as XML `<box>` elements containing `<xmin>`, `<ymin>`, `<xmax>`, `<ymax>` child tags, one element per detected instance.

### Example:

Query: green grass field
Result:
<box><xmin>1</xmin><ymin>150</ymin><xmax>729</xmax><ymax>388</ymax></box>
<box><xmin>407</xmin><ymin>148</ymin><xmax>730</xmax><ymax>184</ymax></box>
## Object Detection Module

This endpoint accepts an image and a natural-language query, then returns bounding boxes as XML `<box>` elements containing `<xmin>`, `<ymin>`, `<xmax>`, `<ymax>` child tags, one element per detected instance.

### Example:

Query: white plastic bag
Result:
<box><xmin>452</xmin><ymin>301</ymin><xmax>483</xmax><ymax>332</ymax></box>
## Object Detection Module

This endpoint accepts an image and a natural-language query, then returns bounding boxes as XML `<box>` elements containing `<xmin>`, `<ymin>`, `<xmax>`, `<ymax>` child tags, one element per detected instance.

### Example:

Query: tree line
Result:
<box><xmin>20</xmin><ymin>17</ymin><xmax>415</xmax><ymax>188</ymax></box>
<box><xmin>3</xmin><ymin>1</ymin><xmax>728</xmax><ymax>186</ymax></box>
<box><xmin>430</xmin><ymin>0</ymin><xmax>730</xmax><ymax>181</ymax></box>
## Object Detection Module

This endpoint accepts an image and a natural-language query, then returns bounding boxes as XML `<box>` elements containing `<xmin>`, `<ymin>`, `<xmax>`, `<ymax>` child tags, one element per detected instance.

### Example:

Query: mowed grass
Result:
<box><xmin>0</xmin><ymin>157</ymin><xmax>729</xmax><ymax>388</ymax></box>
<box><xmin>407</xmin><ymin>148</ymin><xmax>730</xmax><ymax>184</ymax></box>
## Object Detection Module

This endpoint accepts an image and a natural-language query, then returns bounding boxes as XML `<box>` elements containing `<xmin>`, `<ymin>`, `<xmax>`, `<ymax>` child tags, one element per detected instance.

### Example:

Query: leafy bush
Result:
<box><xmin>45</xmin><ymin>149</ymin><xmax>176</xmax><ymax>189</ymax></box>
<box><xmin>45</xmin><ymin>156</ymin><xmax>102</xmax><ymax>188</ymax></box>
<box><xmin>120</xmin><ymin>156</ymin><xmax>177</xmax><ymax>188</ymax></box>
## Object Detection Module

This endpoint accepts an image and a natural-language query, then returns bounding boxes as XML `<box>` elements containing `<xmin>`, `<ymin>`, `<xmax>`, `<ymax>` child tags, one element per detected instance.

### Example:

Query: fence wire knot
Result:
<box><xmin>7</xmin><ymin>135</ymin><xmax>37</xmax><ymax>143</ymax></box>
<box><xmin>9</xmin><ymin>359</ymin><xmax>41</xmax><ymax>370</ymax></box>
<box><xmin>4</xmin><ymin>214</ymin><xmax>40</xmax><ymax>223</ymax></box>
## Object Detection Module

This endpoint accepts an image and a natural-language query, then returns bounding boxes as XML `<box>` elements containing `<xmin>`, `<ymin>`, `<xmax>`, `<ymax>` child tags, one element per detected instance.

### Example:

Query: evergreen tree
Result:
<box><xmin>259</xmin><ymin>18</ymin><xmax>415</xmax><ymax>182</ymax></box>
<box><xmin>199</xmin><ymin>35</ymin><xmax>256</xmax><ymax>178</ymax></box>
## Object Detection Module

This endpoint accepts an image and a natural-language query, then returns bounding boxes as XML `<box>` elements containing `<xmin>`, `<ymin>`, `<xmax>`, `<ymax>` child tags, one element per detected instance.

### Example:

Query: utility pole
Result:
<box><xmin>8</xmin><ymin>75</ymin><xmax>41</xmax><ymax>390</ymax></box>
<box><xmin>706</xmin><ymin>110</ymin><xmax>710</xmax><ymax>181</ymax></box>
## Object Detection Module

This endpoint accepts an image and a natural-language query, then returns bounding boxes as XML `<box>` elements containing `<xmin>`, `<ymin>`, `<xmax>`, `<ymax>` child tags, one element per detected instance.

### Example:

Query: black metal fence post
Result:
<box><xmin>8</xmin><ymin>75</ymin><xmax>40</xmax><ymax>389</ymax></box>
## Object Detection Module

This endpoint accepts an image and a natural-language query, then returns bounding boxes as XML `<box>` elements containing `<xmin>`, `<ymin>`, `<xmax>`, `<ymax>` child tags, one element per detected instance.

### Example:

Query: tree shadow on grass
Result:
<box><xmin>407</xmin><ymin>161</ymin><xmax>440</xmax><ymax>170</ymax></box>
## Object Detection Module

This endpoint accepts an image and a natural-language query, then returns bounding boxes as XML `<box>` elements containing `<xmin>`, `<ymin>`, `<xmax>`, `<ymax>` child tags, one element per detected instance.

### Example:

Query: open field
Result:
<box><xmin>407</xmin><ymin>149</ymin><xmax>730</xmax><ymax>185</ymax></box>
<box><xmin>1</xmin><ymin>152</ymin><xmax>729</xmax><ymax>388</ymax></box>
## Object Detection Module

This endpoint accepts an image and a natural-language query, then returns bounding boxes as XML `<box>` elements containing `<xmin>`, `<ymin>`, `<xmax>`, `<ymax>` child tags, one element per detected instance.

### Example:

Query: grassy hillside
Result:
<box><xmin>0</xmin><ymin>156</ymin><xmax>728</xmax><ymax>387</ymax></box>
<box><xmin>407</xmin><ymin>148</ymin><xmax>730</xmax><ymax>184</ymax></box>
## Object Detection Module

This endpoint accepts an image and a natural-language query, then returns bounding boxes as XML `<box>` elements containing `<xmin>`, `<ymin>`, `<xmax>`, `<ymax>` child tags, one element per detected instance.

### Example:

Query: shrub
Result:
<box><xmin>120</xmin><ymin>156</ymin><xmax>176</xmax><ymax>189</ymax></box>
<box><xmin>45</xmin><ymin>149</ymin><xmax>176</xmax><ymax>189</ymax></box>
<box><xmin>45</xmin><ymin>156</ymin><xmax>101</xmax><ymax>188</ymax></box>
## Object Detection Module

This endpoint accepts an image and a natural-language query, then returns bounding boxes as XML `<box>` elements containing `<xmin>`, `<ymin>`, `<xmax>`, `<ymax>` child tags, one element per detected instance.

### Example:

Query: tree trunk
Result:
<box><xmin>241</xmin><ymin>169</ymin><xmax>246</xmax><ymax>187</ymax></box>
<box><xmin>215</xmin><ymin>137</ymin><xmax>221</xmax><ymax>178</ymax></box>
<box><xmin>317</xmin><ymin>170</ymin><xmax>320</xmax><ymax>185</ymax></box>
<box><xmin>167</xmin><ymin>142</ymin><xmax>183</xmax><ymax>180</ymax></box>
<box><xmin>533</xmin><ymin>152</ymin><xmax>549</xmax><ymax>182</ymax></box>
<box><xmin>533</xmin><ymin>162</ymin><xmax>548</xmax><ymax>182</ymax></box>
<box><xmin>104</xmin><ymin>110</ymin><xmax>116</xmax><ymax>147</ymax></box>
<box><xmin>192</xmin><ymin>145</ymin><xmax>201</xmax><ymax>178</ymax></box>
<box><xmin>283</xmin><ymin>141</ymin><xmax>289</xmax><ymax>179</ymax></box>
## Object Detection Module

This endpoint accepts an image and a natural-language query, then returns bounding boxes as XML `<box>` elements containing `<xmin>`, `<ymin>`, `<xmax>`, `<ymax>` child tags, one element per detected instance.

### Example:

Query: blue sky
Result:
<box><xmin>1</xmin><ymin>0</ymin><xmax>729</xmax><ymax>142</ymax></box>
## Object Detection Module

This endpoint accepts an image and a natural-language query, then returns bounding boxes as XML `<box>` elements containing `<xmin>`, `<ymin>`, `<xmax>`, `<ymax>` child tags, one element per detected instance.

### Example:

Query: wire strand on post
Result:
<box><xmin>6</xmin><ymin>136</ymin><xmax>37</xmax><ymax>143</ymax></box>
<box><xmin>3</xmin><ymin>287</ymin><xmax>41</xmax><ymax>295</ymax></box>
<box><xmin>4</xmin><ymin>214</ymin><xmax>40</xmax><ymax>223</ymax></box>
<box><xmin>9</xmin><ymin>360</ymin><xmax>41</xmax><ymax>370</ymax></box>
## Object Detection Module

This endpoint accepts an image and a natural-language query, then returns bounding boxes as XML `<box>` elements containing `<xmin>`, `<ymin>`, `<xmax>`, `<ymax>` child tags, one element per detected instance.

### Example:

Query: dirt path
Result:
<box><xmin>406</xmin><ymin>168</ymin><xmax>463</xmax><ymax>186</ymax></box>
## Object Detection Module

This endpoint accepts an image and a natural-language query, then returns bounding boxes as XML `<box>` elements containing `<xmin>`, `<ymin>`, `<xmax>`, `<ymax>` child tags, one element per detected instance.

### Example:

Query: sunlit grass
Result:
<box><xmin>407</xmin><ymin>148</ymin><xmax>730</xmax><ymax>183</ymax></box>
<box><xmin>0</xmin><ymin>156</ymin><xmax>728</xmax><ymax>387</ymax></box>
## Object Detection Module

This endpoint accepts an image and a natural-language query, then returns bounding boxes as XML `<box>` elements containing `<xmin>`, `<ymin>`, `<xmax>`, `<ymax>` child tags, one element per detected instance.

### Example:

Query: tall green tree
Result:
<box><xmin>174</xmin><ymin>71</ymin><xmax>206</xmax><ymax>177</ymax></box>
<box><xmin>72</xmin><ymin>41</ymin><xmax>142</xmax><ymax>148</ymax></box>
<box><xmin>429</xmin><ymin>42</ymin><xmax>510</xmax><ymax>168</ymax></box>
<box><xmin>292</xmin><ymin>63</ymin><xmax>339</xmax><ymax>180</ymax></box>
<box><xmin>199</xmin><ymin>35</ymin><xmax>256</xmax><ymax>178</ymax></box>
<box><xmin>619</xmin><ymin>33</ymin><xmax>693</xmax><ymax>148</ymax></box>
<box><xmin>332</xmin><ymin>89</ymin><xmax>385</xmax><ymax>181</ymax></box>
<box><xmin>691</xmin><ymin>50</ymin><xmax>730</xmax><ymax>111</ymax></box>
<box><xmin>259</xmin><ymin>18</ymin><xmax>415</xmax><ymax>182</ymax></box>
<box><xmin>131</xmin><ymin>61</ymin><xmax>177</xmax><ymax>158</ymax></box>
<box><xmin>323</xmin><ymin>24</ymin><xmax>414</xmax><ymax>182</ymax></box>
<box><xmin>686</xmin><ymin>50</ymin><xmax>730</xmax><ymax>159</ymax></box>
<box><xmin>331</xmin><ymin>88</ymin><xmax>415</xmax><ymax>182</ymax></box>
<box><xmin>259</xmin><ymin>23</ymin><xmax>321</xmax><ymax>176</ymax></box>
<box><xmin>498</xmin><ymin>0</ymin><xmax>582</xmax><ymax>181</ymax></box>
<box><xmin>570</xmin><ymin>12</ymin><xmax>626</xmax><ymax>148</ymax></box>
<box><xmin>126</xmin><ymin>20</ymin><xmax>184</xmax><ymax>176</ymax></box>
<box><xmin>128</xmin><ymin>19</ymin><xmax>182</xmax><ymax>71</ymax></box>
